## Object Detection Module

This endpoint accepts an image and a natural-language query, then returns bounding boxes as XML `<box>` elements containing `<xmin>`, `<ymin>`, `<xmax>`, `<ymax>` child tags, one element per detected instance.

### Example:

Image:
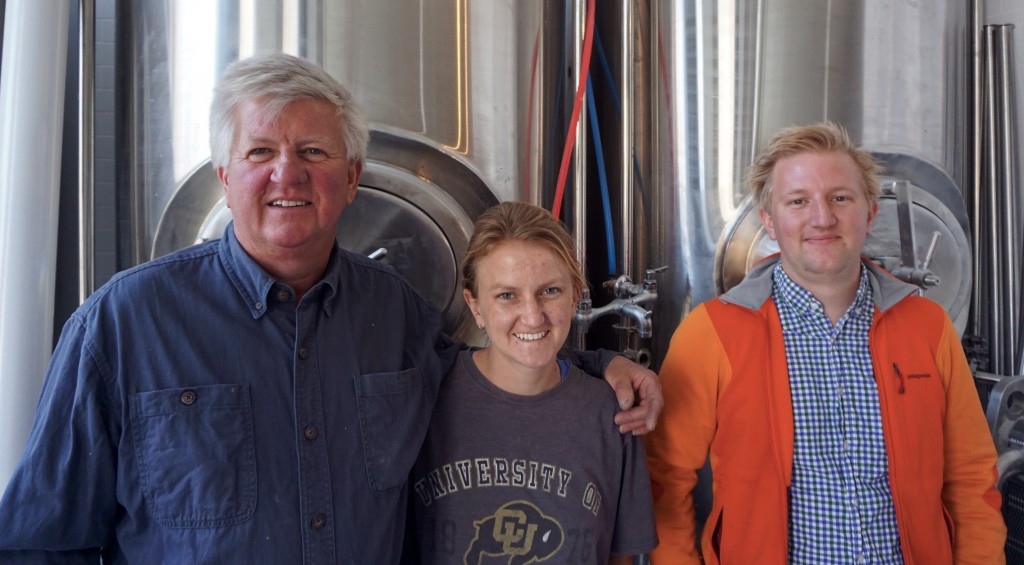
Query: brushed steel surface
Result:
<box><xmin>114</xmin><ymin>0</ymin><xmax>982</xmax><ymax>360</ymax></box>
<box><xmin>121</xmin><ymin>1</ymin><xmax>560</xmax><ymax>337</ymax></box>
<box><xmin>648</xmin><ymin>0</ymin><xmax>761</xmax><ymax>367</ymax></box>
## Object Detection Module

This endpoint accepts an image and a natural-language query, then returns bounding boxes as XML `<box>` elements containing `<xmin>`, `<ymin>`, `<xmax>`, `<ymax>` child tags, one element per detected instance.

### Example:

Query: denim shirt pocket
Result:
<box><xmin>353</xmin><ymin>367</ymin><xmax>432</xmax><ymax>497</ymax></box>
<box><xmin>129</xmin><ymin>384</ymin><xmax>257</xmax><ymax>527</ymax></box>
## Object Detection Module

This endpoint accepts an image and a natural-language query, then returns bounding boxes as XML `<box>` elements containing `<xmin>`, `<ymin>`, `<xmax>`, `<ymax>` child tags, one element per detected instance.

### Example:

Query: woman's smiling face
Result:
<box><xmin>464</xmin><ymin>239</ymin><xmax>579</xmax><ymax>379</ymax></box>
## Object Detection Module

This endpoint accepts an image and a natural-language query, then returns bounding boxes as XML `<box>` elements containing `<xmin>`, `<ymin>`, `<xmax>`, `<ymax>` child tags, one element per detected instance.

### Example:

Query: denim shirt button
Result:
<box><xmin>311</xmin><ymin>513</ymin><xmax>326</xmax><ymax>529</ymax></box>
<box><xmin>304</xmin><ymin>426</ymin><xmax>318</xmax><ymax>440</ymax></box>
<box><xmin>298</xmin><ymin>347</ymin><xmax>310</xmax><ymax>360</ymax></box>
<box><xmin>179</xmin><ymin>390</ymin><xmax>197</xmax><ymax>406</ymax></box>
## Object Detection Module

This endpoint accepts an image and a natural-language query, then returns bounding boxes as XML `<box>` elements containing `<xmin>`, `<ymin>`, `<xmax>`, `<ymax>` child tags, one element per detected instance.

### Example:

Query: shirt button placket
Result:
<box><xmin>294</xmin><ymin>300</ymin><xmax>335</xmax><ymax>563</ymax></box>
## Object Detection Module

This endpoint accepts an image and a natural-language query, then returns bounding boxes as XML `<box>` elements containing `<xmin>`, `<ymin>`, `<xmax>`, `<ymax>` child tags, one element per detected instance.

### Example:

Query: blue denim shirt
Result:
<box><xmin>0</xmin><ymin>223</ymin><xmax>458</xmax><ymax>564</ymax></box>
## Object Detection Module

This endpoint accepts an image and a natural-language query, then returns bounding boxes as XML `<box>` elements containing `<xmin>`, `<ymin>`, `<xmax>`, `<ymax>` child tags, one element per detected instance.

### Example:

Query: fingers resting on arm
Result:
<box><xmin>604</xmin><ymin>355</ymin><xmax>664</xmax><ymax>435</ymax></box>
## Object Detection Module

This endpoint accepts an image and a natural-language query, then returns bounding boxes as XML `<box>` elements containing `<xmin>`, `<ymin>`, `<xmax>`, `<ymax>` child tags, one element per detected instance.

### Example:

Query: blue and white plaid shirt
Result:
<box><xmin>772</xmin><ymin>264</ymin><xmax>904</xmax><ymax>565</ymax></box>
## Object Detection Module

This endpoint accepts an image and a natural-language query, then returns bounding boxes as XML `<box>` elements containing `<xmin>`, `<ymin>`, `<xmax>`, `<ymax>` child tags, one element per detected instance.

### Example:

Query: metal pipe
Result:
<box><xmin>297</xmin><ymin>0</ymin><xmax>322</xmax><ymax>65</ymax></box>
<box><xmin>749</xmin><ymin>0</ymin><xmax>766</xmax><ymax>164</ymax></box>
<box><xmin>574</xmin><ymin>283</ymin><xmax>657</xmax><ymax>340</ymax></box>
<box><xmin>984</xmin><ymin>25</ymin><xmax>1005</xmax><ymax>374</ymax></box>
<box><xmin>0</xmin><ymin>0</ymin><xmax>70</xmax><ymax>488</ymax></box>
<box><xmin>571</xmin><ymin>0</ymin><xmax>588</xmax><ymax>350</ymax></box>
<box><xmin>993</xmin><ymin>25</ymin><xmax>1021</xmax><ymax>375</ymax></box>
<box><xmin>620</xmin><ymin>0</ymin><xmax>634</xmax><ymax>278</ymax></box>
<box><xmin>79</xmin><ymin>0</ymin><xmax>95</xmax><ymax>302</ymax></box>
<box><xmin>968</xmin><ymin>0</ymin><xmax>985</xmax><ymax>340</ymax></box>
<box><xmin>615</xmin><ymin>0</ymin><xmax>640</xmax><ymax>353</ymax></box>
<box><xmin>119</xmin><ymin>1</ymin><xmax>147</xmax><ymax>267</ymax></box>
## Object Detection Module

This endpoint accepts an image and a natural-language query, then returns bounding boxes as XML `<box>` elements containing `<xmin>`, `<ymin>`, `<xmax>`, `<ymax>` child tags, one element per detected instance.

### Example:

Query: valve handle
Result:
<box><xmin>893</xmin><ymin>180</ymin><xmax>919</xmax><ymax>268</ymax></box>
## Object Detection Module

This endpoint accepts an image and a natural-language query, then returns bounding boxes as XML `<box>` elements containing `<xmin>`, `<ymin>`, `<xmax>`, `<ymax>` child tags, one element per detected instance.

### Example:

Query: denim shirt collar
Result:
<box><xmin>217</xmin><ymin>222</ymin><xmax>341</xmax><ymax>319</ymax></box>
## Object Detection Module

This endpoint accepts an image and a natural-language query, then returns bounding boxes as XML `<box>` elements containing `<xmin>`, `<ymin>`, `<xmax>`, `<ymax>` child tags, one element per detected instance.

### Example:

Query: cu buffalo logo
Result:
<box><xmin>463</xmin><ymin>500</ymin><xmax>564</xmax><ymax>565</ymax></box>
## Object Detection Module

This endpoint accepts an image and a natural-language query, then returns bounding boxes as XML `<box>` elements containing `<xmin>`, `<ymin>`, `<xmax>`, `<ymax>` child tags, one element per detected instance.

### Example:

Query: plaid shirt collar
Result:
<box><xmin>772</xmin><ymin>263</ymin><xmax>874</xmax><ymax>328</ymax></box>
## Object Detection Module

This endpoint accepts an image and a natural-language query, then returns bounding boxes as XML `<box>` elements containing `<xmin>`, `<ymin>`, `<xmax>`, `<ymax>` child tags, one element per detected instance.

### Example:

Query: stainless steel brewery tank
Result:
<box><xmin>755</xmin><ymin>0</ymin><xmax>969</xmax><ymax>175</ymax></box>
<box><xmin>647</xmin><ymin>0</ymin><xmax>973</xmax><ymax>369</ymax></box>
<box><xmin>118</xmin><ymin>1</ymin><xmax>577</xmax><ymax>342</ymax></box>
<box><xmin>117</xmin><ymin>0</ymin><xmax>976</xmax><ymax>361</ymax></box>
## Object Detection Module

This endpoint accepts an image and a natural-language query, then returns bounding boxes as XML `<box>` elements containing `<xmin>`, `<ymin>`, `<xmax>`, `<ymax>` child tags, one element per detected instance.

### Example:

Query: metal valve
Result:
<box><xmin>882</xmin><ymin>180</ymin><xmax>942</xmax><ymax>291</ymax></box>
<box><xmin>574</xmin><ymin>266</ymin><xmax>667</xmax><ymax>340</ymax></box>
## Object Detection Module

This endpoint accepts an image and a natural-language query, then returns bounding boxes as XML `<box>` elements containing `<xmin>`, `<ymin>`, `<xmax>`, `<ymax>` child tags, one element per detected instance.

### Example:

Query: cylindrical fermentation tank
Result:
<box><xmin>118</xmin><ymin>0</ymin><xmax>585</xmax><ymax>343</ymax></box>
<box><xmin>116</xmin><ymin>0</ymin><xmax>978</xmax><ymax>364</ymax></box>
<box><xmin>646</xmin><ymin>0</ymin><xmax>974</xmax><ymax>366</ymax></box>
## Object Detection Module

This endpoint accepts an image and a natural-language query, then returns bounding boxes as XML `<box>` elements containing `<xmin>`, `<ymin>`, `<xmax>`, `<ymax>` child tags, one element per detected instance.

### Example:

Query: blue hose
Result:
<box><xmin>593</xmin><ymin>24</ymin><xmax>652</xmax><ymax>238</ymax></box>
<box><xmin>586</xmin><ymin>74</ymin><xmax>618</xmax><ymax>275</ymax></box>
<box><xmin>594</xmin><ymin>26</ymin><xmax>621</xmax><ymax>115</ymax></box>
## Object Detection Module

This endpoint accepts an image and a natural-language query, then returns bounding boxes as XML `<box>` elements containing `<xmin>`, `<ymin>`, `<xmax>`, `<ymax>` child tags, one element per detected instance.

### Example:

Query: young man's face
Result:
<box><xmin>759</xmin><ymin>151</ymin><xmax>878</xmax><ymax>291</ymax></box>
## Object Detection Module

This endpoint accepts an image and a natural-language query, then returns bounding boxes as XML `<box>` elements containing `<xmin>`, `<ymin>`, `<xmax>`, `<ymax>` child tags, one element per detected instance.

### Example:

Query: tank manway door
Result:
<box><xmin>714</xmin><ymin>152</ymin><xmax>972</xmax><ymax>334</ymax></box>
<box><xmin>152</xmin><ymin>128</ymin><xmax>498</xmax><ymax>343</ymax></box>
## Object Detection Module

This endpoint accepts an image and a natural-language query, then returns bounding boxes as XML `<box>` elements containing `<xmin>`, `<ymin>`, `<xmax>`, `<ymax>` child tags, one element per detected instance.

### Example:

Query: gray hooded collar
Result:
<box><xmin>719</xmin><ymin>254</ymin><xmax>919</xmax><ymax>313</ymax></box>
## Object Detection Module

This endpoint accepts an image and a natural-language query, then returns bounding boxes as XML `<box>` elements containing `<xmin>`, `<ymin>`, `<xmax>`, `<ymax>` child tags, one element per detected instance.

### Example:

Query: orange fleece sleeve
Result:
<box><xmin>645</xmin><ymin>305</ymin><xmax>729</xmax><ymax>564</ymax></box>
<box><xmin>936</xmin><ymin>315</ymin><xmax>1007</xmax><ymax>564</ymax></box>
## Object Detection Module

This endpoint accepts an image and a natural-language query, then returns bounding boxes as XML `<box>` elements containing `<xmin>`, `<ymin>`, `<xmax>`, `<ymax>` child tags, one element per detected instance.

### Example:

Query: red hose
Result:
<box><xmin>551</xmin><ymin>0</ymin><xmax>596</xmax><ymax>219</ymax></box>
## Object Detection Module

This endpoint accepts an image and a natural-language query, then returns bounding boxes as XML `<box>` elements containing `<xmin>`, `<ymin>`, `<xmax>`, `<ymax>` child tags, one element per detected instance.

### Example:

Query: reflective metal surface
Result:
<box><xmin>119</xmin><ymin>1</ymin><xmax>566</xmax><ymax>337</ymax></box>
<box><xmin>321</xmin><ymin>0</ymin><xmax>547</xmax><ymax>201</ymax></box>
<box><xmin>647</xmin><ymin>0</ymin><xmax>974</xmax><ymax>368</ymax></box>
<box><xmin>968</xmin><ymin>0</ymin><xmax>985</xmax><ymax>342</ymax></box>
<box><xmin>116</xmin><ymin>0</ymin><xmax>981</xmax><ymax>360</ymax></box>
<box><xmin>0</xmin><ymin>0</ymin><xmax>70</xmax><ymax>492</ymax></box>
<box><xmin>757</xmin><ymin>1</ymin><xmax>969</xmax><ymax>185</ymax></box>
<box><xmin>648</xmin><ymin>0</ymin><xmax>761</xmax><ymax>366</ymax></box>
<box><xmin>978</xmin><ymin>24</ymin><xmax>1022</xmax><ymax>375</ymax></box>
<box><xmin>78</xmin><ymin>0</ymin><xmax>95</xmax><ymax>301</ymax></box>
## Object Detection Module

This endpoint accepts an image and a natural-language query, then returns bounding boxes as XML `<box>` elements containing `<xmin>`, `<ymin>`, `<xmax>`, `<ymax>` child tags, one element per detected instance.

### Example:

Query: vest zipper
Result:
<box><xmin>893</xmin><ymin>362</ymin><xmax>906</xmax><ymax>394</ymax></box>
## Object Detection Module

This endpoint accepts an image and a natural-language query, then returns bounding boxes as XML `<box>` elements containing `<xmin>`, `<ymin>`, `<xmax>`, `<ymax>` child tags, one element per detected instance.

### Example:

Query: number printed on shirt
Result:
<box><xmin>564</xmin><ymin>528</ymin><xmax>596</xmax><ymax>563</ymax></box>
<box><xmin>422</xmin><ymin>517</ymin><xmax>457</xmax><ymax>555</ymax></box>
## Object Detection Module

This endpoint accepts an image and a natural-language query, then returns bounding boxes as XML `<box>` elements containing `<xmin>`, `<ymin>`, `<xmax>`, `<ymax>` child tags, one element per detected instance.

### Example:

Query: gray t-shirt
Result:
<box><xmin>411</xmin><ymin>350</ymin><xmax>658</xmax><ymax>564</ymax></box>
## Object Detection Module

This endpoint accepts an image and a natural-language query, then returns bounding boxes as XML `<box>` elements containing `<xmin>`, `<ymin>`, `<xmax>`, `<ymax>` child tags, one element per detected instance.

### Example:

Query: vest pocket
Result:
<box><xmin>129</xmin><ymin>384</ymin><xmax>257</xmax><ymax>527</ymax></box>
<box><xmin>354</xmin><ymin>367</ymin><xmax>432</xmax><ymax>496</ymax></box>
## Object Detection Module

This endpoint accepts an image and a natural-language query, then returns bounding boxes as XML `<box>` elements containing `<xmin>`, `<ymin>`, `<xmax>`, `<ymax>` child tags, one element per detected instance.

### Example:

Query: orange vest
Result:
<box><xmin>647</xmin><ymin>275</ymin><xmax>1004</xmax><ymax>564</ymax></box>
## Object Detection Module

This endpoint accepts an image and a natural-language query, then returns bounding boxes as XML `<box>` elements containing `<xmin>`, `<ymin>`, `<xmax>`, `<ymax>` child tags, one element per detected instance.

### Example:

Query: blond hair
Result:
<box><xmin>462</xmin><ymin>202</ymin><xmax>585</xmax><ymax>297</ymax></box>
<box><xmin>747</xmin><ymin>121</ymin><xmax>883</xmax><ymax>212</ymax></box>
